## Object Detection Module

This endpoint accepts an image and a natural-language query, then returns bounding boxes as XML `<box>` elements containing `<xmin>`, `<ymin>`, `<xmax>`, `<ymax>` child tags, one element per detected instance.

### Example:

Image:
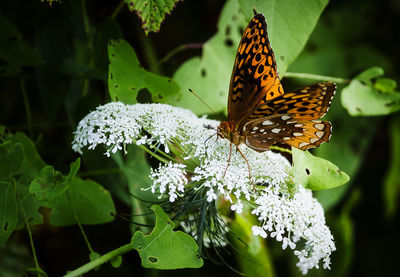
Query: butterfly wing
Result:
<box><xmin>243</xmin><ymin>82</ymin><xmax>336</xmax><ymax>150</ymax></box>
<box><xmin>228</xmin><ymin>13</ymin><xmax>284</xmax><ymax>125</ymax></box>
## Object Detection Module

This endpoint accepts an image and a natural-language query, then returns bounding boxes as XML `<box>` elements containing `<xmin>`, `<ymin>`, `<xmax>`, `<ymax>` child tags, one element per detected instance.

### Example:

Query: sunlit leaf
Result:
<box><xmin>238</xmin><ymin>0</ymin><xmax>329</xmax><ymax>74</ymax></box>
<box><xmin>131</xmin><ymin>205</ymin><xmax>203</xmax><ymax>269</ymax></box>
<box><xmin>125</xmin><ymin>0</ymin><xmax>183</xmax><ymax>35</ymax></box>
<box><xmin>292</xmin><ymin>148</ymin><xmax>349</xmax><ymax>191</ymax></box>
<box><xmin>341</xmin><ymin>67</ymin><xmax>400</xmax><ymax>116</ymax></box>
<box><xmin>108</xmin><ymin>39</ymin><xmax>180</xmax><ymax>104</ymax></box>
<box><xmin>230</xmin><ymin>206</ymin><xmax>275</xmax><ymax>276</ymax></box>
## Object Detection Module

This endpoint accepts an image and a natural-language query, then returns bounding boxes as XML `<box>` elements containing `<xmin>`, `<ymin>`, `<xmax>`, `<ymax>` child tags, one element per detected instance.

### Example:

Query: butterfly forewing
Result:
<box><xmin>228</xmin><ymin>13</ymin><xmax>284</xmax><ymax>124</ymax></box>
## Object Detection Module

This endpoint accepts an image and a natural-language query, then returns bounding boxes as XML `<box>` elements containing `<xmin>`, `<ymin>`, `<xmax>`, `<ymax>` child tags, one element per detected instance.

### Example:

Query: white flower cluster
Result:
<box><xmin>72</xmin><ymin>102</ymin><xmax>335</xmax><ymax>274</ymax></box>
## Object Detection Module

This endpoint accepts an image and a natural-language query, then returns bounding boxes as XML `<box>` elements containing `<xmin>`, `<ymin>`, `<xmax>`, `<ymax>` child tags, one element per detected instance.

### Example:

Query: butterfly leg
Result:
<box><xmin>235</xmin><ymin>146</ymin><xmax>256</xmax><ymax>191</ymax></box>
<box><xmin>223</xmin><ymin>142</ymin><xmax>233</xmax><ymax>178</ymax></box>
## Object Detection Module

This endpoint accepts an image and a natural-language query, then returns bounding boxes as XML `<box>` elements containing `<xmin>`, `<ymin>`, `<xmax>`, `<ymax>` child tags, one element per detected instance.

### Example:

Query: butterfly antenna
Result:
<box><xmin>188</xmin><ymin>89</ymin><xmax>217</xmax><ymax>116</ymax></box>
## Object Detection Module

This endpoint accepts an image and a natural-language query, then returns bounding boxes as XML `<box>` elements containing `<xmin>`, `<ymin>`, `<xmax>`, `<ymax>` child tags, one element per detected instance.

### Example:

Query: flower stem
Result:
<box><xmin>283</xmin><ymin>72</ymin><xmax>350</xmax><ymax>84</ymax></box>
<box><xmin>18</xmin><ymin>197</ymin><xmax>46</xmax><ymax>277</ymax></box>
<box><xmin>63</xmin><ymin>243</ymin><xmax>134</xmax><ymax>277</ymax></box>
<box><xmin>270</xmin><ymin>145</ymin><xmax>292</xmax><ymax>154</ymax></box>
<box><xmin>67</xmin><ymin>192</ymin><xmax>96</xmax><ymax>255</ymax></box>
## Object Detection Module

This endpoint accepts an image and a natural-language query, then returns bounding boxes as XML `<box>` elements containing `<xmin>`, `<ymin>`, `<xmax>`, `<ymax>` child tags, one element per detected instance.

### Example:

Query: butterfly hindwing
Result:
<box><xmin>243</xmin><ymin>115</ymin><xmax>332</xmax><ymax>151</ymax></box>
<box><xmin>228</xmin><ymin>13</ymin><xmax>284</xmax><ymax>124</ymax></box>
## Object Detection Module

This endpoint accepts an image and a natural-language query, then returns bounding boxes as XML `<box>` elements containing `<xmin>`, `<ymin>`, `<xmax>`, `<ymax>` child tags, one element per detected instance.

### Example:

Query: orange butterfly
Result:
<box><xmin>216</xmin><ymin>12</ymin><xmax>336</xmax><ymax>180</ymax></box>
<box><xmin>217</xmin><ymin>13</ymin><xmax>335</xmax><ymax>162</ymax></box>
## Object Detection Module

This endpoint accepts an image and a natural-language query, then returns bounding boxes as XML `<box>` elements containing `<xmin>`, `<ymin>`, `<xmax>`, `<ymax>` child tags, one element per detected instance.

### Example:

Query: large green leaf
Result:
<box><xmin>230</xmin><ymin>206</ymin><xmax>275</xmax><ymax>277</ymax></box>
<box><xmin>238</xmin><ymin>0</ymin><xmax>329</xmax><ymax>74</ymax></box>
<box><xmin>108</xmin><ymin>39</ymin><xmax>180</xmax><ymax>104</ymax></box>
<box><xmin>125</xmin><ymin>0</ymin><xmax>182</xmax><ymax>35</ymax></box>
<box><xmin>0</xmin><ymin>133</ymin><xmax>46</xmax><ymax>245</ymax></box>
<box><xmin>292</xmin><ymin>148</ymin><xmax>349</xmax><ymax>191</ymax></box>
<box><xmin>172</xmin><ymin>0</ymin><xmax>328</xmax><ymax>115</ymax></box>
<box><xmin>49</xmin><ymin>177</ymin><xmax>116</xmax><ymax>226</ymax></box>
<box><xmin>172</xmin><ymin>0</ymin><xmax>246</xmax><ymax>114</ymax></box>
<box><xmin>131</xmin><ymin>205</ymin><xmax>203</xmax><ymax>269</ymax></box>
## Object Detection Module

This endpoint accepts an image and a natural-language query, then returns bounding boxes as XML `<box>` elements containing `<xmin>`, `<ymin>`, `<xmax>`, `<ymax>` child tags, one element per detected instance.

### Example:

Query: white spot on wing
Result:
<box><xmin>293</xmin><ymin>132</ymin><xmax>303</xmax><ymax>137</ymax></box>
<box><xmin>262</xmin><ymin>120</ymin><xmax>273</xmax><ymax>126</ymax></box>
<box><xmin>281</xmin><ymin>115</ymin><xmax>291</xmax><ymax>120</ymax></box>
<box><xmin>271</xmin><ymin>128</ymin><xmax>281</xmax><ymax>133</ymax></box>
<box><xmin>299</xmin><ymin>142</ymin><xmax>309</xmax><ymax>148</ymax></box>
<box><xmin>316</xmin><ymin>131</ymin><xmax>324</xmax><ymax>138</ymax></box>
<box><xmin>314</xmin><ymin>123</ymin><xmax>325</xmax><ymax>130</ymax></box>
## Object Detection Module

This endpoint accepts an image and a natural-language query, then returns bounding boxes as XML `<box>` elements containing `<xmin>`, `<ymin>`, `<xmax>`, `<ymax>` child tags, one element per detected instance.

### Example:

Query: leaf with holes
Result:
<box><xmin>238</xmin><ymin>0</ymin><xmax>329</xmax><ymax>74</ymax></box>
<box><xmin>131</xmin><ymin>205</ymin><xmax>203</xmax><ymax>269</ymax></box>
<box><xmin>292</xmin><ymin>147</ymin><xmax>349</xmax><ymax>191</ymax></box>
<box><xmin>341</xmin><ymin>67</ymin><xmax>400</xmax><ymax>116</ymax></box>
<box><xmin>125</xmin><ymin>0</ymin><xmax>182</xmax><ymax>35</ymax></box>
<box><xmin>108</xmin><ymin>39</ymin><xmax>179</xmax><ymax>104</ymax></box>
<box><xmin>172</xmin><ymin>0</ymin><xmax>246</xmax><ymax>114</ymax></box>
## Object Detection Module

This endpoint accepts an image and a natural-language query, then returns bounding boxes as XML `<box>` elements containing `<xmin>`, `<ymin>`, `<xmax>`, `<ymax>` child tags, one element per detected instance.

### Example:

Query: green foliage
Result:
<box><xmin>341</xmin><ymin>67</ymin><xmax>400</xmax><ymax>116</ymax></box>
<box><xmin>292</xmin><ymin>148</ymin><xmax>349</xmax><ymax>191</ymax></box>
<box><xmin>383</xmin><ymin>116</ymin><xmax>400</xmax><ymax>217</ymax></box>
<box><xmin>131</xmin><ymin>205</ymin><xmax>203</xmax><ymax>269</ymax></box>
<box><xmin>230</xmin><ymin>207</ymin><xmax>275</xmax><ymax>277</ymax></box>
<box><xmin>0</xmin><ymin>15</ymin><xmax>43</xmax><ymax>76</ymax></box>
<box><xmin>173</xmin><ymin>0</ymin><xmax>329</xmax><ymax>115</ymax></box>
<box><xmin>172</xmin><ymin>0</ymin><xmax>246</xmax><ymax>114</ymax></box>
<box><xmin>126</xmin><ymin>0</ymin><xmax>182</xmax><ymax>35</ymax></box>
<box><xmin>238</xmin><ymin>0</ymin><xmax>329</xmax><ymax>74</ymax></box>
<box><xmin>108</xmin><ymin>39</ymin><xmax>180</xmax><ymax>104</ymax></box>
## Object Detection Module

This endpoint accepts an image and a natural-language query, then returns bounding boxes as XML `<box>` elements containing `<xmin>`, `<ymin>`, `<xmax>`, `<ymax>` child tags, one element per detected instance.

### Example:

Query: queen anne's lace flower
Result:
<box><xmin>72</xmin><ymin>102</ymin><xmax>336</xmax><ymax>274</ymax></box>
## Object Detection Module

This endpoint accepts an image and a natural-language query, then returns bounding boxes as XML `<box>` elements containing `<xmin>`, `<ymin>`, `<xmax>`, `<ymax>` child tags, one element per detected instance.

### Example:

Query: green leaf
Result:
<box><xmin>230</xmin><ymin>206</ymin><xmax>275</xmax><ymax>277</ymax></box>
<box><xmin>29</xmin><ymin>166</ymin><xmax>67</xmax><ymax>201</ymax></box>
<box><xmin>172</xmin><ymin>0</ymin><xmax>328</xmax><ymax>115</ymax></box>
<box><xmin>292</xmin><ymin>148</ymin><xmax>349</xmax><ymax>191</ymax></box>
<box><xmin>107</xmin><ymin>39</ymin><xmax>180</xmax><ymax>104</ymax></box>
<box><xmin>0</xmin><ymin>179</ymin><xmax>18</xmax><ymax>246</ymax></box>
<box><xmin>383</xmin><ymin>116</ymin><xmax>400</xmax><ymax>217</ymax></box>
<box><xmin>126</xmin><ymin>0</ymin><xmax>182</xmax><ymax>35</ymax></box>
<box><xmin>341</xmin><ymin>68</ymin><xmax>400</xmax><ymax>116</ymax></box>
<box><xmin>49</xmin><ymin>177</ymin><xmax>115</xmax><ymax>226</ymax></box>
<box><xmin>172</xmin><ymin>0</ymin><xmax>246</xmax><ymax>114</ymax></box>
<box><xmin>0</xmin><ymin>15</ymin><xmax>43</xmax><ymax>76</ymax></box>
<box><xmin>131</xmin><ymin>205</ymin><xmax>203</xmax><ymax>269</ymax></box>
<box><xmin>238</xmin><ymin>0</ymin><xmax>329</xmax><ymax>74</ymax></box>
<box><xmin>354</xmin><ymin>66</ymin><xmax>384</xmax><ymax>85</ymax></box>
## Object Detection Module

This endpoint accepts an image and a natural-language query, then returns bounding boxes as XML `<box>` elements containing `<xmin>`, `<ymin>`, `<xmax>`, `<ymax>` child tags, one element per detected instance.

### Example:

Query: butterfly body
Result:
<box><xmin>218</xmin><ymin>13</ymin><xmax>335</xmax><ymax>152</ymax></box>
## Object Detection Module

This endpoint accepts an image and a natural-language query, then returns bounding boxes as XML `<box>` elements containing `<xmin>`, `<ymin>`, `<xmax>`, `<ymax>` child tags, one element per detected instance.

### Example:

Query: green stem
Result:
<box><xmin>110</xmin><ymin>1</ymin><xmax>125</xmax><ymax>19</ymax></box>
<box><xmin>18</xmin><ymin>197</ymin><xmax>45</xmax><ymax>277</ymax></box>
<box><xmin>270</xmin><ymin>145</ymin><xmax>292</xmax><ymax>154</ymax></box>
<box><xmin>283</xmin><ymin>72</ymin><xmax>350</xmax><ymax>84</ymax></box>
<box><xmin>136</xmin><ymin>144</ymin><xmax>170</xmax><ymax>164</ymax></box>
<box><xmin>66</xmin><ymin>192</ymin><xmax>96</xmax><ymax>254</ymax></box>
<box><xmin>63</xmin><ymin>243</ymin><xmax>134</xmax><ymax>277</ymax></box>
<box><xmin>20</xmin><ymin>79</ymin><xmax>33</xmax><ymax>138</ymax></box>
<box><xmin>158</xmin><ymin>43</ymin><xmax>204</xmax><ymax>66</ymax></box>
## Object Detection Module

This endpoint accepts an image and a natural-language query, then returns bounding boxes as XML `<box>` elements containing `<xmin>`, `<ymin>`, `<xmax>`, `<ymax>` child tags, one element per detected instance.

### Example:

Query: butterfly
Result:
<box><xmin>217</xmin><ymin>12</ymin><xmax>335</xmax><ymax>163</ymax></box>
